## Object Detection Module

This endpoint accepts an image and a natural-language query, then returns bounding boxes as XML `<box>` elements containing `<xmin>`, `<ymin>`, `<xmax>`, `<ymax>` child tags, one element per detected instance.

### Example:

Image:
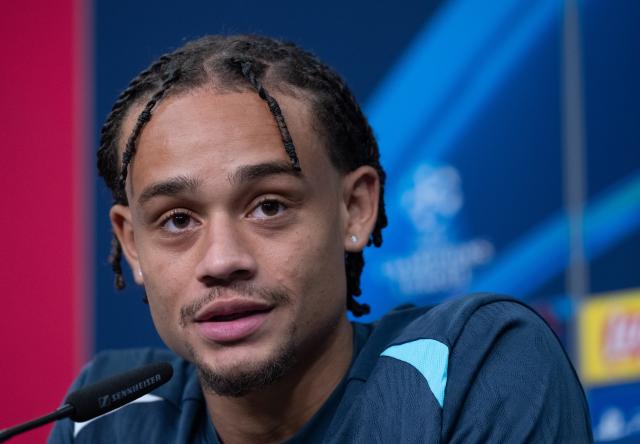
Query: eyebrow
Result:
<box><xmin>229</xmin><ymin>161</ymin><xmax>303</xmax><ymax>185</ymax></box>
<box><xmin>137</xmin><ymin>175</ymin><xmax>201</xmax><ymax>206</ymax></box>
<box><xmin>136</xmin><ymin>161</ymin><xmax>303</xmax><ymax>206</ymax></box>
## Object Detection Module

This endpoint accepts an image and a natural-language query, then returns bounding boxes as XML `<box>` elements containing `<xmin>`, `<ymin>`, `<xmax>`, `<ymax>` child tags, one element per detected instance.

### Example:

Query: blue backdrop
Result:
<box><xmin>93</xmin><ymin>1</ymin><xmax>640</xmax><ymax>440</ymax></box>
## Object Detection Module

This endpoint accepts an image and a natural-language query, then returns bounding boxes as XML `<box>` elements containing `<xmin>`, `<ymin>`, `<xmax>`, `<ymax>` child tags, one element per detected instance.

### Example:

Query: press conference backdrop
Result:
<box><xmin>93</xmin><ymin>1</ymin><xmax>640</xmax><ymax>442</ymax></box>
<box><xmin>1</xmin><ymin>1</ymin><xmax>637</xmax><ymax>443</ymax></box>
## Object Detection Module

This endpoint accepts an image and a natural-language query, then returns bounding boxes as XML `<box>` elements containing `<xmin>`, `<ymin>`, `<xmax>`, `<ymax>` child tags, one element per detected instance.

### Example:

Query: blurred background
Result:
<box><xmin>1</xmin><ymin>0</ymin><xmax>639</xmax><ymax>442</ymax></box>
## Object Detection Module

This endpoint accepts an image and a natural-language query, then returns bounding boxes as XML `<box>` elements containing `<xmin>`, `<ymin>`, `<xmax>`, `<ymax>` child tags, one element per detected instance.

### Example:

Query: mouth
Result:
<box><xmin>194</xmin><ymin>300</ymin><xmax>274</xmax><ymax>344</ymax></box>
<box><xmin>206</xmin><ymin>308</ymin><xmax>271</xmax><ymax>322</ymax></box>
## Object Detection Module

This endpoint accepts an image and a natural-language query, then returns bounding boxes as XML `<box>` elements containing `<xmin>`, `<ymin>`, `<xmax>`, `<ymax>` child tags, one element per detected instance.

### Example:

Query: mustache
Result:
<box><xmin>179</xmin><ymin>283</ymin><xmax>292</xmax><ymax>326</ymax></box>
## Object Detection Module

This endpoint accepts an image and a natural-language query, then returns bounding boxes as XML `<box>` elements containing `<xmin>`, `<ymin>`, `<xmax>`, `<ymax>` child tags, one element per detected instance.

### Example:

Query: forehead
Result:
<box><xmin>120</xmin><ymin>88</ymin><xmax>335</xmax><ymax>196</ymax></box>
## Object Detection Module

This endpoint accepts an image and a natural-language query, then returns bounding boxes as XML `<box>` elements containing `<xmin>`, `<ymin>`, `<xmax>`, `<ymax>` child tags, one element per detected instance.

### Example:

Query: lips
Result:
<box><xmin>194</xmin><ymin>299</ymin><xmax>273</xmax><ymax>343</ymax></box>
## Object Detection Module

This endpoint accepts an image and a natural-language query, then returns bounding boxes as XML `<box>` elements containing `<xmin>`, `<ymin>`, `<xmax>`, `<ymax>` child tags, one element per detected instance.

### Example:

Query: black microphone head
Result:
<box><xmin>64</xmin><ymin>361</ymin><xmax>173</xmax><ymax>422</ymax></box>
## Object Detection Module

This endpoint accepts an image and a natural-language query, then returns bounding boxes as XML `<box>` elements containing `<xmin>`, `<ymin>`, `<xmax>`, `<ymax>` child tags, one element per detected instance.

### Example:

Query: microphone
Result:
<box><xmin>0</xmin><ymin>361</ymin><xmax>173</xmax><ymax>442</ymax></box>
<box><xmin>64</xmin><ymin>361</ymin><xmax>173</xmax><ymax>421</ymax></box>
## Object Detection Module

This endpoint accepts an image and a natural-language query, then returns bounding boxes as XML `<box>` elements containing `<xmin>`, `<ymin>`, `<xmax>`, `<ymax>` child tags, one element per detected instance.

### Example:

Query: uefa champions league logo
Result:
<box><xmin>382</xmin><ymin>164</ymin><xmax>494</xmax><ymax>299</ymax></box>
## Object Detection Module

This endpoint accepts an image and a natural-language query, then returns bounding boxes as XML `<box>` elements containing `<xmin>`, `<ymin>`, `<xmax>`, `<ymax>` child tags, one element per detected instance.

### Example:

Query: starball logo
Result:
<box><xmin>97</xmin><ymin>374</ymin><xmax>162</xmax><ymax>410</ymax></box>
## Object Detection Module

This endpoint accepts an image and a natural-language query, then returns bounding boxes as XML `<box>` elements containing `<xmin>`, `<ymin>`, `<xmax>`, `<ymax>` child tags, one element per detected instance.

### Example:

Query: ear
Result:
<box><xmin>342</xmin><ymin>166</ymin><xmax>380</xmax><ymax>252</ymax></box>
<box><xmin>110</xmin><ymin>204</ymin><xmax>144</xmax><ymax>285</ymax></box>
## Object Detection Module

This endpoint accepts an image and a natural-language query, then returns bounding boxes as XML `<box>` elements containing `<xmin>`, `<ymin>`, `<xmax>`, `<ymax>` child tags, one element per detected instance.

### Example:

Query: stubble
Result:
<box><xmin>181</xmin><ymin>284</ymin><xmax>298</xmax><ymax>397</ymax></box>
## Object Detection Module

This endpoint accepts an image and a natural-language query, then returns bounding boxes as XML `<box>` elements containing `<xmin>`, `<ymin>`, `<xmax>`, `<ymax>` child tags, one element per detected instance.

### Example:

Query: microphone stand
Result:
<box><xmin>0</xmin><ymin>404</ymin><xmax>74</xmax><ymax>442</ymax></box>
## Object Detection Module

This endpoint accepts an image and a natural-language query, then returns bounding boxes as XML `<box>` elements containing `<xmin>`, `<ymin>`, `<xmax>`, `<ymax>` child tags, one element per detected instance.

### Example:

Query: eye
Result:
<box><xmin>160</xmin><ymin>210</ymin><xmax>198</xmax><ymax>234</ymax></box>
<box><xmin>249</xmin><ymin>199</ymin><xmax>287</xmax><ymax>220</ymax></box>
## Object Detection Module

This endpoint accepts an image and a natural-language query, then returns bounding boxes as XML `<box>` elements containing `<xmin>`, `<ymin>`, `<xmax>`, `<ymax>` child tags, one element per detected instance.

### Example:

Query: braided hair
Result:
<box><xmin>97</xmin><ymin>35</ymin><xmax>387</xmax><ymax>317</ymax></box>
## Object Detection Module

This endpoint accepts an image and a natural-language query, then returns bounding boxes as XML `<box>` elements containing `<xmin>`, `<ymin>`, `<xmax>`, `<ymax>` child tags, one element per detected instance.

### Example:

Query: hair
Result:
<box><xmin>97</xmin><ymin>35</ymin><xmax>387</xmax><ymax>317</ymax></box>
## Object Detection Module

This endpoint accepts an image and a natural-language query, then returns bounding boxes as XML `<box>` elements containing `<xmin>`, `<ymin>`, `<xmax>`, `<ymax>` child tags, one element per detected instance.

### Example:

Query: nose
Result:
<box><xmin>194</xmin><ymin>216</ymin><xmax>257</xmax><ymax>286</ymax></box>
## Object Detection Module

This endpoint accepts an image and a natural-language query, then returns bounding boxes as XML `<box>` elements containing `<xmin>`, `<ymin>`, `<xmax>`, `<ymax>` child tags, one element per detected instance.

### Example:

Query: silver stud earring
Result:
<box><xmin>138</xmin><ymin>269</ymin><xmax>143</xmax><ymax>278</ymax></box>
<box><xmin>350</xmin><ymin>234</ymin><xmax>358</xmax><ymax>243</ymax></box>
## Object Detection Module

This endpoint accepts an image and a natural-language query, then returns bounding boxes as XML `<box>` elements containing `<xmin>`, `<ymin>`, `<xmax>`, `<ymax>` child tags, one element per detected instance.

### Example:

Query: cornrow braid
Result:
<box><xmin>118</xmin><ymin>69</ymin><xmax>182</xmax><ymax>198</ymax></box>
<box><xmin>109</xmin><ymin>235</ymin><xmax>125</xmax><ymax>290</ymax></box>
<box><xmin>345</xmin><ymin>250</ymin><xmax>368</xmax><ymax>316</ymax></box>
<box><xmin>236</xmin><ymin>58</ymin><xmax>301</xmax><ymax>171</ymax></box>
<box><xmin>97</xmin><ymin>35</ymin><xmax>387</xmax><ymax>316</ymax></box>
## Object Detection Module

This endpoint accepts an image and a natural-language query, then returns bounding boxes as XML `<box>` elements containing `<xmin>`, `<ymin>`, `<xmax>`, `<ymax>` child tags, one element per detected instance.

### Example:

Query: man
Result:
<box><xmin>50</xmin><ymin>35</ymin><xmax>593</xmax><ymax>443</ymax></box>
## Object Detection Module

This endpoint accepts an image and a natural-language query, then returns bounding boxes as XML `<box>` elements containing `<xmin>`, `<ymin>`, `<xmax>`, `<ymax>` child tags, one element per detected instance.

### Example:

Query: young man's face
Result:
<box><xmin>111</xmin><ymin>88</ymin><xmax>378</xmax><ymax>395</ymax></box>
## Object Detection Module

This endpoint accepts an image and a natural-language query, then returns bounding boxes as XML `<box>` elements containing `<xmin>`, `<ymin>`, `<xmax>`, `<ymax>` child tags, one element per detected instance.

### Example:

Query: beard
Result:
<box><xmin>189</xmin><ymin>330</ymin><xmax>297</xmax><ymax>397</ymax></box>
<box><xmin>180</xmin><ymin>283</ymin><xmax>297</xmax><ymax>397</ymax></box>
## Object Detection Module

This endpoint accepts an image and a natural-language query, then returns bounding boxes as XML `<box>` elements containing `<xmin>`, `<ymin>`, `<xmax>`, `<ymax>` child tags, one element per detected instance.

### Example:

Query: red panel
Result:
<box><xmin>0</xmin><ymin>0</ymin><xmax>90</xmax><ymax>442</ymax></box>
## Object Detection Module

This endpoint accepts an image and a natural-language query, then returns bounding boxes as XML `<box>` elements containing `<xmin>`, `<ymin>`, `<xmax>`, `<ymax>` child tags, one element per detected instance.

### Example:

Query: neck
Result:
<box><xmin>202</xmin><ymin>316</ymin><xmax>353</xmax><ymax>444</ymax></box>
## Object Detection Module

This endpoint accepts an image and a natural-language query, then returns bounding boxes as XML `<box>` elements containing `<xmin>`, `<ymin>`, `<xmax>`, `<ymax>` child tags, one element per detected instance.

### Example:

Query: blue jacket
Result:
<box><xmin>49</xmin><ymin>294</ymin><xmax>593</xmax><ymax>443</ymax></box>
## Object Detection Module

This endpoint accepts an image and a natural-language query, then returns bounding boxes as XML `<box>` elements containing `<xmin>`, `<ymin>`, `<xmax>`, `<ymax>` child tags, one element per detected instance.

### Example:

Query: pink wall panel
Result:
<box><xmin>0</xmin><ymin>0</ymin><xmax>90</xmax><ymax>442</ymax></box>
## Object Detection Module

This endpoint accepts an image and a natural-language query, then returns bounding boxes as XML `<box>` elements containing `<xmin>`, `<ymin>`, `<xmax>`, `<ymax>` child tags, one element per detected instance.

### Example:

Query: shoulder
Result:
<box><xmin>435</xmin><ymin>295</ymin><xmax>592</xmax><ymax>441</ymax></box>
<box><xmin>367</xmin><ymin>294</ymin><xmax>547</xmax><ymax>404</ymax></box>
<box><xmin>377</xmin><ymin>293</ymin><xmax>580</xmax><ymax>406</ymax></box>
<box><xmin>386</xmin><ymin>294</ymin><xmax>593</xmax><ymax>442</ymax></box>
<box><xmin>331</xmin><ymin>294</ymin><xmax>592</xmax><ymax>443</ymax></box>
<box><xmin>386</xmin><ymin>292</ymin><xmax>544</xmax><ymax>346</ymax></box>
<box><xmin>361</xmin><ymin>293</ymin><xmax>549</xmax><ymax>375</ymax></box>
<box><xmin>350</xmin><ymin>294</ymin><xmax>534</xmax><ymax>377</ymax></box>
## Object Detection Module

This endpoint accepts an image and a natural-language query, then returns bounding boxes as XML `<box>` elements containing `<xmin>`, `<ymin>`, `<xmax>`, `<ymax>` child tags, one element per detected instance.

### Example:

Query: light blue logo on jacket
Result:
<box><xmin>381</xmin><ymin>339</ymin><xmax>449</xmax><ymax>408</ymax></box>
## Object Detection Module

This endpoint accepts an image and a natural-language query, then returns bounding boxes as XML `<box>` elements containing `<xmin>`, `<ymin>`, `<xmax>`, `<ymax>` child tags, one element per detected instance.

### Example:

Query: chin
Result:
<box><xmin>189</xmin><ymin>336</ymin><xmax>298</xmax><ymax>397</ymax></box>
